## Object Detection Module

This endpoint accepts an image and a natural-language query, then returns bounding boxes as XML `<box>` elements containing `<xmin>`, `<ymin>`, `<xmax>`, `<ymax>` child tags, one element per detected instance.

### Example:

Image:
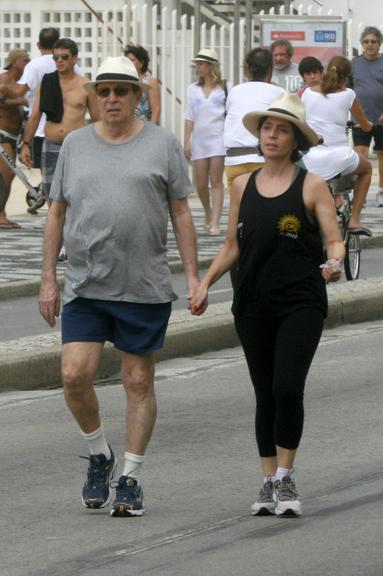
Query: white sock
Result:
<box><xmin>122</xmin><ymin>452</ymin><xmax>145</xmax><ymax>482</ymax></box>
<box><xmin>81</xmin><ymin>425</ymin><xmax>111</xmax><ymax>459</ymax></box>
<box><xmin>275</xmin><ymin>466</ymin><xmax>291</xmax><ymax>481</ymax></box>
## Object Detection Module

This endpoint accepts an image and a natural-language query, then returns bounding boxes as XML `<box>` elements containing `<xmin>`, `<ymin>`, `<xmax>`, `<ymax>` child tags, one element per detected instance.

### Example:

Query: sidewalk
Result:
<box><xmin>1</xmin><ymin>161</ymin><xmax>383</xmax><ymax>391</ymax></box>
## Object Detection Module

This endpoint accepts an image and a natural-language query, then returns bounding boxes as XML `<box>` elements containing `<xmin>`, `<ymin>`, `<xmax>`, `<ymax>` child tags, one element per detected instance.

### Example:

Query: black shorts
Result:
<box><xmin>32</xmin><ymin>136</ymin><xmax>44</xmax><ymax>169</ymax></box>
<box><xmin>0</xmin><ymin>133</ymin><xmax>17</xmax><ymax>152</ymax></box>
<box><xmin>352</xmin><ymin>125</ymin><xmax>383</xmax><ymax>151</ymax></box>
<box><xmin>62</xmin><ymin>297</ymin><xmax>172</xmax><ymax>355</ymax></box>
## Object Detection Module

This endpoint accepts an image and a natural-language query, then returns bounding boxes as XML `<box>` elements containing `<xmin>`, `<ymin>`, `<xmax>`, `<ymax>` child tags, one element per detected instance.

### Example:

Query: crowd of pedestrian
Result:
<box><xmin>0</xmin><ymin>23</ymin><xmax>382</xmax><ymax>520</ymax></box>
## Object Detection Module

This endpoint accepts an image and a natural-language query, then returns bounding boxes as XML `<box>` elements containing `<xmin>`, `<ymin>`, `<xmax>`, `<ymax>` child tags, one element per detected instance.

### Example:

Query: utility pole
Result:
<box><xmin>245</xmin><ymin>0</ymin><xmax>253</xmax><ymax>55</ymax></box>
<box><xmin>233</xmin><ymin>0</ymin><xmax>241</xmax><ymax>85</ymax></box>
<box><xmin>194</xmin><ymin>0</ymin><xmax>201</xmax><ymax>55</ymax></box>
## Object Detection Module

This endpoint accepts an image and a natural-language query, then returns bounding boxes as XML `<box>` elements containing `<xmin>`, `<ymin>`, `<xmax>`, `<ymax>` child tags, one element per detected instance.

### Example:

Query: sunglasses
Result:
<box><xmin>362</xmin><ymin>39</ymin><xmax>378</xmax><ymax>45</ymax></box>
<box><xmin>52</xmin><ymin>53</ymin><xmax>71</xmax><ymax>61</ymax></box>
<box><xmin>96</xmin><ymin>86</ymin><xmax>130</xmax><ymax>98</ymax></box>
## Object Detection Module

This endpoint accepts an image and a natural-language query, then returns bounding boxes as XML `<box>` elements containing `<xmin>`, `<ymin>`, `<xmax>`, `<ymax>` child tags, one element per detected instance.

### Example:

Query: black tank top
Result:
<box><xmin>232</xmin><ymin>168</ymin><xmax>328</xmax><ymax>318</ymax></box>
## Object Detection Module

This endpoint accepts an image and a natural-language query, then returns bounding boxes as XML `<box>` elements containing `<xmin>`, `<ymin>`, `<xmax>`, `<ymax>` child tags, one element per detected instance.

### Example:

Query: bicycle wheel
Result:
<box><xmin>344</xmin><ymin>232</ymin><xmax>361</xmax><ymax>280</ymax></box>
<box><xmin>25</xmin><ymin>185</ymin><xmax>45</xmax><ymax>209</ymax></box>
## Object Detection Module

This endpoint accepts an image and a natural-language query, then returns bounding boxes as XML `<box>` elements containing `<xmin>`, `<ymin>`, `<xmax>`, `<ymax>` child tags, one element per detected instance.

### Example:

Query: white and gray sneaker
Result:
<box><xmin>376</xmin><ymin>189</ymin><xmax>383</xmax><ymax>207</ymax></box>
<box><xmin>251</xmin><ymin>477</ymin><xmax>275</xmax><ymax>516</ymax></box>
<box><xmin>274</xmin><ymin>474</ymin><xmax>302</xmax><ymax>517</ymax></box>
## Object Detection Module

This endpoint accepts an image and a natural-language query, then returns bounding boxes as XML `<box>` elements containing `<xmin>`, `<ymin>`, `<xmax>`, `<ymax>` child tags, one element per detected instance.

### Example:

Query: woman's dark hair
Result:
<box><xmin>255</xmin><ymin>116</ymin><xmax>311</xmax><ymax>162</ymax></box>
<box><xmin>124</xmin><ymin>44</ymin><xmax>150</xmax><ymax>73</ymax></box>
<box><xmin>298</xmin><ymin>56</ymin><xmax>323</xmax><ymax>78</ymax></box>
<box><xmin>320</xmin><ymin>55</ymin><xmax>351</xmax><ymax>96</ymax></box>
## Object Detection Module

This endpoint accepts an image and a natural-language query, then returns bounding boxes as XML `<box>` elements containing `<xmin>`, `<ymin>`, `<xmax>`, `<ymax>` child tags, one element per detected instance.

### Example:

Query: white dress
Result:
<box><xmin>184</xmin><ymin>82</ymin><xmax>228</xmax><ymax>160</ymax></box>
<box><xmin>302</xmin><ymin>87</ymin><xmax>360</xmax><ymax>180</ymax></box>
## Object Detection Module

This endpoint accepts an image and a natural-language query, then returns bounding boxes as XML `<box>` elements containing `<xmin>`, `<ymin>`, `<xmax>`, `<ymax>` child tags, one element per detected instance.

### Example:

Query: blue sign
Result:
<box><xmin>315</xmin><ymin>30</ymin><xmax>337</xmax><ymax>43</ymax></box>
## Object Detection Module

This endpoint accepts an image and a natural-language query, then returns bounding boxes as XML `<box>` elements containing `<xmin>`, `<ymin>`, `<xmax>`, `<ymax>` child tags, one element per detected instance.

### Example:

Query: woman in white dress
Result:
<box><xmin>184</xmin><ymin>49</ymin><xmax>228</xmax><ymax>235</ymax></box>
<box><xmin>302</xmin><ymin>55</ymin><xmax>373</xmax><ymax>235</ymax></box>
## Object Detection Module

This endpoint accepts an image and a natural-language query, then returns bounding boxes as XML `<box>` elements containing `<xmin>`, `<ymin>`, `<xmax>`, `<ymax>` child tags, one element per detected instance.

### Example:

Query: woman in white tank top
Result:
<box><xmin>302</xmin><ymin>56</ymin><xmax>373</xmax><ymax>235</ymax></box>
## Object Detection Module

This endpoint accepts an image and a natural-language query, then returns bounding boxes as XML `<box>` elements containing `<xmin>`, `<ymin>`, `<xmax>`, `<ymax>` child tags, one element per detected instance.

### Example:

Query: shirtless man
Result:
<box><xmin>0</xmin><ymin>49</ymin><xmax>29</xmax><ymax>228</ymax></box>
<box><xmin>20</xmin><ymin>38</ymin><xmax>98</xmax><ymax>199</ymax></box>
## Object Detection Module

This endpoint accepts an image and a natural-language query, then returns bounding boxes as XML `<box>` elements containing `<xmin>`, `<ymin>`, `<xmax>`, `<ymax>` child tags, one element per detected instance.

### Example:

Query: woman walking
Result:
<box><xmin>124</xmin><ymin>44</ymin><xmax>161</xmax><ymax>124</ymax></box>
<box><xmin>191</xmin><ymin>93</ymin><xmax>344</xmax><ymax>516</ymax></box>
<box><xmin>184</xmin><ymin>48</ymin><xmax>228</xmax><ymax>235</ymax></box>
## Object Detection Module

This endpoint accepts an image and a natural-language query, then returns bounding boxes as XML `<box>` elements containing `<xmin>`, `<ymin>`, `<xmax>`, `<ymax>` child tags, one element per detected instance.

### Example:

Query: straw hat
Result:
<box><xmin>243</xmin><ymin>92</ymin><xmax>320</xmax><ymax>147</ymax></box>
<box><xmin>192</xmin><ymin>48</ymin><xmax>219</xmax><ymax>64</ymax></box>
<box><xmin>84</xmin><ymin>56</ymin><xmax>151</xmax><ymax>92</ymax></box>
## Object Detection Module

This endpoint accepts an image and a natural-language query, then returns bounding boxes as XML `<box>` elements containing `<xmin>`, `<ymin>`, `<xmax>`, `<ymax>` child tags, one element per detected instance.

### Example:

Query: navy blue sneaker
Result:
<box><xmin>81</xmin><ymin>447</ymin><xmax>117</xmax><ymax>509</ymax></box>
<box><xmin>110</xmin><ymin>475</ymin><xmax>145</xmax><ymax>517</ymax></box>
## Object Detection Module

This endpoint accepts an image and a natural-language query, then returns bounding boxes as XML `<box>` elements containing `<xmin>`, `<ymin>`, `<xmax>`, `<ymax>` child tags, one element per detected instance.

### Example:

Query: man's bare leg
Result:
<box><xmin>0</xmin><ymin>143</ymin><xmax>19</xmax><ymax>227</ymax></box>
<box><xmin>110</xmin><ymin>351</ymin><xmax>156</xmax><ymax>517</ymax></box>
<box><xmin>61</xmin><ymin>341</ymin><xmax>105</xmax><ymax>432</ymax></box>
<box><xmin>121</xmin><ymin>351</ymin><xmax>156</xmax><ymax>456</ymax></box>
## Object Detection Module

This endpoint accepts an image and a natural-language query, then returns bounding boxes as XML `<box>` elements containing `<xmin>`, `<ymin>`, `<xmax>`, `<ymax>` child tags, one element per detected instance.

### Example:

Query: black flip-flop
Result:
<box><xmin>347</xmin><ymin>226</ymin><xmax>372</xmax><ymax>237</ymax></box>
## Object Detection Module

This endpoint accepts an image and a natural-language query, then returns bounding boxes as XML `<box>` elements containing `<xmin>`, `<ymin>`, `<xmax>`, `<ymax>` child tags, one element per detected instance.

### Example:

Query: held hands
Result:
<box><xmin>189</xmin><ymin>280</ymin><xmax>209</xmax><ymax>316</ymax></box>
<box><xmin>320</xmin><ymin>258</ymin><xmax>343</xmax><ymax>283</ymax></box>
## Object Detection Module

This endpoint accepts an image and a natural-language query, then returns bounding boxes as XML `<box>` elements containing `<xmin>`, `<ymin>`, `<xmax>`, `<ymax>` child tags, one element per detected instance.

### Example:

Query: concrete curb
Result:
<box><xmin>0</xmin><ymin>258</ymin><xmax>214</xmax><ymax>301</ymax></box>
<box><xmin>1</xmin><ymin>277</ymin><xmax>383</xmax><ymax>392</ymax></box>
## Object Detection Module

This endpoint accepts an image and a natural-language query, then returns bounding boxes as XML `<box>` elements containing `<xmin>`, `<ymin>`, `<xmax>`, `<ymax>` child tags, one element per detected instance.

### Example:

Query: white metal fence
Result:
<box><xmin>1</xmin><ymin>2</ymin><xmax>383</xmax><ymax>142</ymax></box>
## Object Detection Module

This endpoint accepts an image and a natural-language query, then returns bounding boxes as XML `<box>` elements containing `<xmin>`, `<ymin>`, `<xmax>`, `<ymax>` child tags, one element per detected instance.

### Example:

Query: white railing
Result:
<box><xmin>1</xmin><ymin>2</ymin><xmax>383</xmax><ymax>142</ymax></box>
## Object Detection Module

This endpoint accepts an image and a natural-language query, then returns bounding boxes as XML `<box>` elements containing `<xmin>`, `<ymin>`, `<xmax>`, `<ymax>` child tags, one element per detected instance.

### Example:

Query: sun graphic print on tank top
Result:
<box><xmin>277</xmin><ymin>214</ymin><xmax>301</xmax><ymax>240</ymax></box>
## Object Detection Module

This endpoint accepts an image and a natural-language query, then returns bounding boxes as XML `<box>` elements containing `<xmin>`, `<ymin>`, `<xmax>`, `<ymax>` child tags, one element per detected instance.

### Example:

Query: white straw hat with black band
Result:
<box><xmin>84</xmin><ymin>56</ymin><xmax>151</xmax><ymax>92</ymax></box>
<box><xmin>192</xmin><ymin>48</ymin><xmax>219</xmax><ymax>64</ymax></box>
<box><xmin>242</xmin><ymin>92</ymin><xmax>320</xmax><ymax>147</ymax></box>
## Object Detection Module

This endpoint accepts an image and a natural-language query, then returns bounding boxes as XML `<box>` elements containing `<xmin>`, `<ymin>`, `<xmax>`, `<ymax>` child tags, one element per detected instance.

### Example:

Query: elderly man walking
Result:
<box><xmin>39</xmin><ymin>57</ymin><xmax>199</xmax><ymax>517</ymax></box>
<box><xmin>351</xmin><ymin>26</ymin><xmax>383</xmax><ymax>206</ymax></box>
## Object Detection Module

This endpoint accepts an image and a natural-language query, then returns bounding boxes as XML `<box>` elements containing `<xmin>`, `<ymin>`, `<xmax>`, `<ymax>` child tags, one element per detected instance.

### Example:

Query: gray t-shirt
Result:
<box><xmin>351</xmin><ymin>54</ymin><xmax>383</xmax><ymax>124</ymax></box>
<box><xmin>50</xmin><ymin>122</ymin><xmax>192</xmax><ymax>305</ymax></box>
<box><xmin>271</xmin><ymin>62</ymin><xmax>302</xmax><ymax>93</ymax></box>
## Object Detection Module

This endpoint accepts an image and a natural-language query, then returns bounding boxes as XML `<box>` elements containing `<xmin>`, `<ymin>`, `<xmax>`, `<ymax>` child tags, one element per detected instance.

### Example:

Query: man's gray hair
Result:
<box><xmin>360</xmin><ymin>26</ymin><xmax>382</xmax><ymax>45</ymax></box>
<box><xmin>270</xmin><ymin>39</ymin><xmax>294</xmax><ymax>58</ymax></box>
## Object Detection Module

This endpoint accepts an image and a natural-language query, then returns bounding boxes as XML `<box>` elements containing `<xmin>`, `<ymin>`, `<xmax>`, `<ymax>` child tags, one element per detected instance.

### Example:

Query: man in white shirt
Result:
<box><xmin>17</xmin><ymin>27</ymin><xmax>60</xmax><ymax>168</ymax></box>
<box><xmin>224</xmin><ymin>47</ymin><xmax>285</xmax><ymax>192</ymax></box>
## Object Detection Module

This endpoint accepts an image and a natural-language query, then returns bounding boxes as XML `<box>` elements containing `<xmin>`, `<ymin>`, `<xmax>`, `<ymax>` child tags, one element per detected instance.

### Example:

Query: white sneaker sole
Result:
<box><xmin>251</xmin><ymin>502</ymin><xmax>275</xmax><ymax>516</ymax></box>
<box><xmin>275</xmin><ymin>500</ymin><xmax>302</xmax><ymax>517</ymax></box>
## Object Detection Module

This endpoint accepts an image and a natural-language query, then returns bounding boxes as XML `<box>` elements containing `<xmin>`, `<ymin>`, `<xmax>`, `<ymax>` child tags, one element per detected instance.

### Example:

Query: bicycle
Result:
<box><xmin>327</xmin><ymin>173</ymin><xmax>361</xmax><ymax>280</ymax></box>
<box><xmin>0</xmin><ymin>134</ymin><xmax>45</xmax><ymax>215</ymax></box>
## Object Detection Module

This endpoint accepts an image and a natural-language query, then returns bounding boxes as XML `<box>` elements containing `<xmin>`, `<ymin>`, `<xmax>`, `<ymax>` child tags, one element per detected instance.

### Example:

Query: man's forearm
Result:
<box><xmin>41</xmin><ymin>207</ymin><xmax>65</xmax><ymax>283</ymax></box>
<box><xmin>171</xmin><ymin>207</ymin><xmax>199</xmax><ymax>283</ymax></box>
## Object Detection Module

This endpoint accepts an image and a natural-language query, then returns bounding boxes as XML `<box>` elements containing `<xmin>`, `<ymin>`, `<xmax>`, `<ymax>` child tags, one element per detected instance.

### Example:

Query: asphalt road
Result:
<box><xmin>1</xmin><ymin>319</ymin><xmax>383</xmax><ymax>576</ymax></box>
<box><xmin>1</xmin><ymin>246</ymin><xmax>383</xmax><ymax>342</ymax></box>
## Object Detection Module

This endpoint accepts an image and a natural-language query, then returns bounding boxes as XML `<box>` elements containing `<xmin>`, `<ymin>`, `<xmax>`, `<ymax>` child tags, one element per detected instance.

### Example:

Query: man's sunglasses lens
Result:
<box><xmin>53</xmin><ymin>54</ymin><xmax>70</xmax><ymax>61</ymax></box>
<box><xmin>96</xmin><ymin>87</ymin><xmax>130</xmax><ymax>97</ymax></box>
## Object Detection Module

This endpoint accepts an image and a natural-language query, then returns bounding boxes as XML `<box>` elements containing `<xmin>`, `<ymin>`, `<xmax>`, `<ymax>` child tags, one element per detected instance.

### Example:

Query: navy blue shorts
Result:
<box><xmin>62</xmin><ymin>297</ymin><xmax>172</xmax><ymax>355</ymax></box>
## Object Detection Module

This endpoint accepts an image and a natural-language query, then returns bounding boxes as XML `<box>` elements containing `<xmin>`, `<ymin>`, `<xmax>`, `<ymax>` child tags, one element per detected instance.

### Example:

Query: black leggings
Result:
<box><xmin>235</xmin><ymin>308</ymin><xmax>324</xmax><ymax>457</ymax></box>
